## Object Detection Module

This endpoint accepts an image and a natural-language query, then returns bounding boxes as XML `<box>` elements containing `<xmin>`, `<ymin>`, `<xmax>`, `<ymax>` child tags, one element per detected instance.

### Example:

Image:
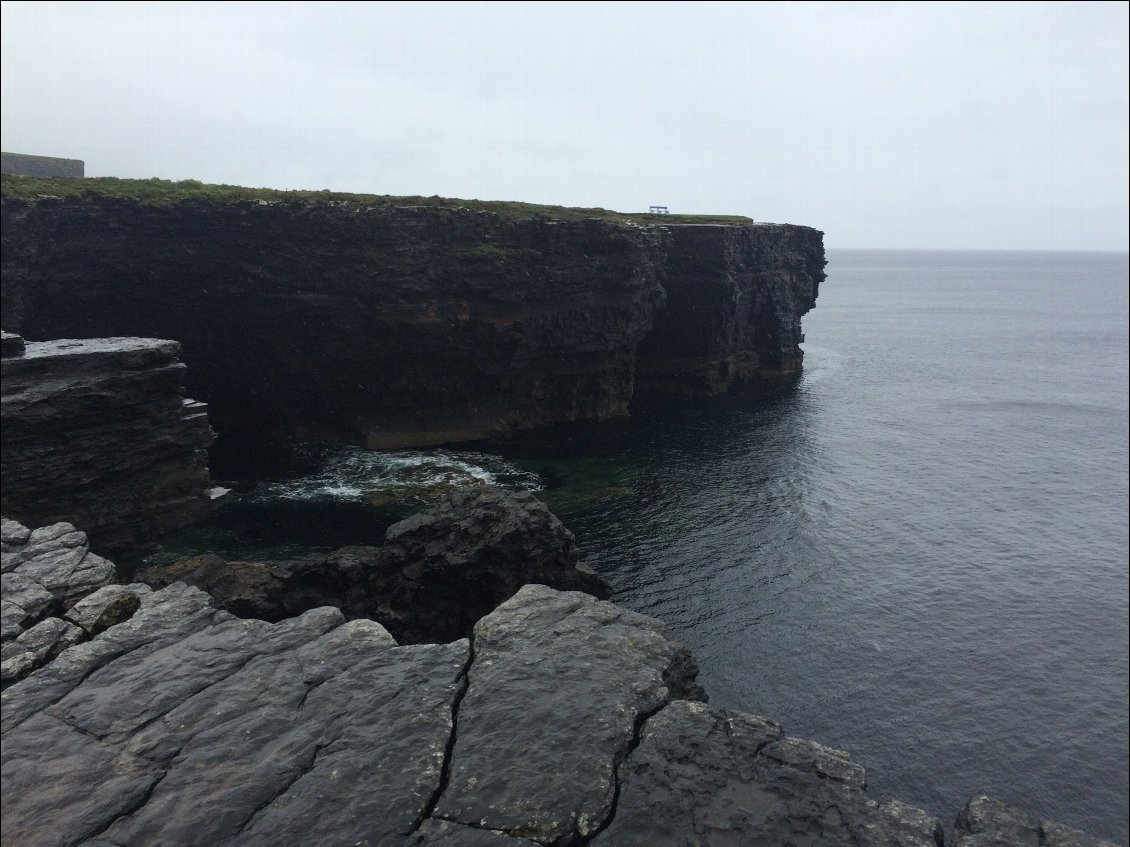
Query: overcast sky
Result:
<box><xmin>2</xmin><ymin>1</ymin><xmax>1127</xmax><ymax>250</ymax></box>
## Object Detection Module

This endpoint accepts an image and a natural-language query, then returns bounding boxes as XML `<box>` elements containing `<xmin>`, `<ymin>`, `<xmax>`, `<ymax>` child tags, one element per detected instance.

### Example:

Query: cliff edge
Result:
<box><xmin>0</xmin><ymin>176</ymin><xmax>825</xmax><ymax>448</ymax></box>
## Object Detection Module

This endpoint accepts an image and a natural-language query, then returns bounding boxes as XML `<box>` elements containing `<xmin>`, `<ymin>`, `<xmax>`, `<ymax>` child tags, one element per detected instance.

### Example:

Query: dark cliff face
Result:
<box><xmin>1</xmin><ymin>195</ymin><xmax>824</xmax><ymax>447</ymax></box>
<box><xmin>635</xmin><ymin>223</ymin><xmax>826</xmax><ymax>396</ymax></box>
<box><xmin>2</xmin><ymin>197</ymin><xmax>667</xmax><ymax>447</ymax></box>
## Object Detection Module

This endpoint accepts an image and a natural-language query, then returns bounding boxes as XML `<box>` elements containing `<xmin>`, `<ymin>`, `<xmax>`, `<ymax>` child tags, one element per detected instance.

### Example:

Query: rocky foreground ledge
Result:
<box><xmin>1</xmin><ymin>518</ymin><xmax>1117</xmax><ymax>847</ymax></box>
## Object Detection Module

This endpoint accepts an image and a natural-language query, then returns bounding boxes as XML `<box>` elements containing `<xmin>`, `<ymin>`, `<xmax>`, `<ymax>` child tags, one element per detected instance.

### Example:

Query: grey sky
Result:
<box><xmin>2</xmin><ymin>1</ymin><xmax>1127</xmax><ymax>250</ymax></box>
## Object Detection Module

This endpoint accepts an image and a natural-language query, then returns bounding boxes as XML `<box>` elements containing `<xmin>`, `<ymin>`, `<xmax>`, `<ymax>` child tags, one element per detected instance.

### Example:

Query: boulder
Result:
<box><xmin>369</xmin><ymin>488</ymin><xmax>610</xmax><ymax>643</ymax></box>
<box><xmin>65</xmin><ymin>583</ymin><xmax>151</xmax><ymax>635</ymax></box>
<box><xmin>136</xmin><ymin>553</ymin><xmax>296</xmax><ymax>620</ymax></box>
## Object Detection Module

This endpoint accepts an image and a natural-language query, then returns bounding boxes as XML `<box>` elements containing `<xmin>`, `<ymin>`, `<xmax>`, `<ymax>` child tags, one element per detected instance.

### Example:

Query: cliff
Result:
<box><xmin>0</xmin><ymin>177</ymin><xmax>825</xmax><ymax>448</ymax></box>
<box><xmin>635</xmin><ymin>223</ymin><xmax>825</xmax><ymax>395</ymax></box>
<box><xmin>0</xmin><ymin>334</ymin><xmax>222</xmax><ymax>555</ymax></box>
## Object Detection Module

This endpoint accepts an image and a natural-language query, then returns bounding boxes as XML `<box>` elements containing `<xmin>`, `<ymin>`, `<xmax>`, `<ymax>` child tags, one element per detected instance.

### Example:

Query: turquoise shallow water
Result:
<box><xmin>160</xmin><ymin>250</ymin><xmax>1130</xmax><ymax>842</ymax></box>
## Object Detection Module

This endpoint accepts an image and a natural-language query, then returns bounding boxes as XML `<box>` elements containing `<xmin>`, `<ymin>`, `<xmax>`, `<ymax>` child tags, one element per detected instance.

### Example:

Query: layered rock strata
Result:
<box><xmin>634</xmin><ymin>223</ymin><xmax>825</xmax><ymax>395</ymax></box>
<box><xmin>0</xmin><ymin>335</ymin><xmax>222</xmax><ymax>555</ymax></box>
<box><xmin>0</xmin><ymin>518</ymin><xmax>117</xmax><ymax>682</ymax></box>
<box><xmin>138</xmin><ymin>488</ymin><xmax>611</xmax><ymax>643</ymax></box>
<box><xmin>0</xmin><ymin>519</ymin><xmax>1118</xmax><ymax>847</ymax></box>
<box><xmin>0</xmin><ymin>193</ymin><xmax>824</xmax><ymax>447</ymax></box>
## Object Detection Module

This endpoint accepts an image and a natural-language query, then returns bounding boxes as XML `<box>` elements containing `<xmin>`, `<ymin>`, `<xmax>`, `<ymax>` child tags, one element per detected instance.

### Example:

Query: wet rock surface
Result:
<box><xmin>2</xmin><ymin>603</ymin><xmax>468</xmax><ymax>847</ymax></box>
<box><xmin>1</xmin><ymin>519</ymin><xmax>1119</xmax><ymax>846</ymax></box>
<box><xmin>1</xmin><ymin>195</ymin><xmax>825</xmax><ymax>447</ymax></box>
<box><xmin>138</xmin><ymin>488</ymin><xmax>611</xmax><ymax>644</ymax></box>
<box><xmin>0</xmin><ymin>336</ymin><xmax>221</xmax><ymax>555</ymax></box>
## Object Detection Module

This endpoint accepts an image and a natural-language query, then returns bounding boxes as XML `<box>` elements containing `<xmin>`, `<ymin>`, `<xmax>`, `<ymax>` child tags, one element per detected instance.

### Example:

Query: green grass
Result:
<box><xmin>0</xmin><ymin>173</ymin><xmax>753</xmax><ymax>226</ymax></box>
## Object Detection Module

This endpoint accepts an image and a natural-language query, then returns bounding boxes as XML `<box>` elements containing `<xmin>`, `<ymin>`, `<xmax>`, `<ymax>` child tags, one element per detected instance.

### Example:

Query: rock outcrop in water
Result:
<box><xmin>0</xmin><ymin>334</ymin><xmax>223</xmax><ymax>555</ymax></box>
<box><xmin>138</xmin><ymin>488</ymin><xmax>611</xmax><ymax>644</ymax></box>
<box><xmin>3</xmin><ymin>518</ymin><xmax>1115</xmax><ymax>847</ymax></box>
<box><xmin>0</xmin><ymin>186</ymin><xmax>825</xmax><ymax>447</ymax></box>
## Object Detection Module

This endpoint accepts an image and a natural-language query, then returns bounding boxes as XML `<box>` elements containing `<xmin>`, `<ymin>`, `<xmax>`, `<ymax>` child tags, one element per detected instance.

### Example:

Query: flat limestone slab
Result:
<box><xmin>433</xmin><ymin>585</ymin><xmax>686</xmax><ymax>843</ymax></box>
<box><xmin>1</xmin><ymin>589</ymin><xmax>468</xmax><ymax>847</ymax></box>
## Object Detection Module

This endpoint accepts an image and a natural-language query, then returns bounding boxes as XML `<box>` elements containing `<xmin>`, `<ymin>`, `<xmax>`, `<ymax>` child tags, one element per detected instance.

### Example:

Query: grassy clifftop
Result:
<box><xmin>0</xmin><ymin>174</ymin><xmax>752</xmax><ymax>226</ymax></box>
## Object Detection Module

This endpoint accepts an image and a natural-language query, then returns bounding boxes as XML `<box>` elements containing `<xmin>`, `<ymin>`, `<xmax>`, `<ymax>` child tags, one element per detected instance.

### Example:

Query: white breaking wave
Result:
<box><xmin>244</xmin><ymin>445</ymin><xmax>542</xmax><ymax>504</ymax></box>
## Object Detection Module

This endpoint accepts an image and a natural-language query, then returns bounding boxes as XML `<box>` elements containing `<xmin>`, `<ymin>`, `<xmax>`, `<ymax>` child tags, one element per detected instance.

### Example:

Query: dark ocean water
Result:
<box><xmin>163</xmin><ymin>249</ymin><xmax>1130</xmax><ymax>842</ymax></box>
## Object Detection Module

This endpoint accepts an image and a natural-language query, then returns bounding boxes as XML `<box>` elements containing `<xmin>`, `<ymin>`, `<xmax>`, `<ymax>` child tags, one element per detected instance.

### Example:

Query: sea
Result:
<box><xmin>157</xmin><ymin>249</ymin><xmax>1130</xmax><ymax>843</ymax></box>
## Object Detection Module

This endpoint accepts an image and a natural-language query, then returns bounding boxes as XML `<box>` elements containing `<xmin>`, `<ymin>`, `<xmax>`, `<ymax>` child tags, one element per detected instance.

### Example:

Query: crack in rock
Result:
<box><xmin>413</xmin><ymin>634</ymin><xmax>476</xmax><ymax>833</ymax></box>
<box><xmin>236</xmin><ymin>737</ymin><xmax>337</xmax><ymax>836</ymax></box>
<box><xmin>577</xmin><ymin>700</ymin><xmax>672</xmax><ymax>845</ymax></box>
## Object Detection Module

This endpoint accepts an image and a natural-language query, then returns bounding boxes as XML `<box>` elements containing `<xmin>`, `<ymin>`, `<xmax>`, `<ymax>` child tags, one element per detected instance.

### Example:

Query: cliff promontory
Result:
<box><xmin>0</xmin><ymin>176</ymin><xmax>825</xmax><ymax>448</ymax></box>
